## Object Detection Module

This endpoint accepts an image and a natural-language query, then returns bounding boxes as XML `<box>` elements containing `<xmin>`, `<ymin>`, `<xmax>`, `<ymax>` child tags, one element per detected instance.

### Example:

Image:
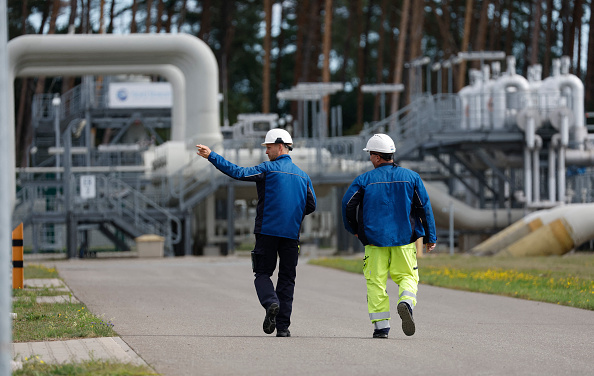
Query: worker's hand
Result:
<box><xmin>196</xmin><ymin>144</ymin><xmax>211</xmax><ymax>159</ymax></box>
<box><xmin>425</xmin><ymin>243</ymin><xmax>436</xmax><ymax>253</ymax></box>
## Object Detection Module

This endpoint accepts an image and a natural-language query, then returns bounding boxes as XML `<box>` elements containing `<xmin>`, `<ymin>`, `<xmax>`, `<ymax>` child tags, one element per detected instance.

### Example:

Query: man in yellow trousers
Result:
<box><xmin>342</xmin><ymin>134</ymin><xmax>436</xmax><ymax>338</ymax></box>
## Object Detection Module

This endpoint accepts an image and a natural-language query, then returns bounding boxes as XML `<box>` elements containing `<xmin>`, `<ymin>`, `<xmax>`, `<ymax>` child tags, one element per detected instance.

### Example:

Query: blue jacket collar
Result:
<box><xmin>275</xmin><ymin>154</ymin><xmax>291</xmax><ymax>161</ymax></box>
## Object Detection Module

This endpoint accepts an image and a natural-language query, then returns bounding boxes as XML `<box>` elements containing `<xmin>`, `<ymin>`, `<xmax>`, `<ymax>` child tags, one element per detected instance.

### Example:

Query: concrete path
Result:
<box><xmin>12</xmin><ymin>337</ymin><xmax>146</xmax><ymax>366</ymax></box>
<box><xmin>11</xmin><ymin>277</ymin><xmax>147</xmax><ymax>370</ymax></box>
<box><xmin>47</xmin><ymin>256</ymin><xmax>594</xmax><ymax>376</ymax></box>
<box><xmin>12</xmin><ymin>278</ymin><xmax>79</xmax><ymax>304</ymax></box>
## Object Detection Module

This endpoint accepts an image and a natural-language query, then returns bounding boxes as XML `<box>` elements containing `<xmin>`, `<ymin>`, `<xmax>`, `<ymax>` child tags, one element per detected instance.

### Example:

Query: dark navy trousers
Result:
<box><xmin>251</xmin><ymin>233</ymin><xmax>299</xmax><ymax>331</ymax></box>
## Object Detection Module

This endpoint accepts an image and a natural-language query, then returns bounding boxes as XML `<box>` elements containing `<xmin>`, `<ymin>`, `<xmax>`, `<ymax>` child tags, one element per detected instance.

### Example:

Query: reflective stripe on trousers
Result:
<box><xmin>363</xmin><ymin>242</ymin><xmax>419</xmax><ymax>326</ymax></box>
<box><xmin>399</xmin><ymin>290</ymin><xmax>417</xmax><ymax>308</ymax></box>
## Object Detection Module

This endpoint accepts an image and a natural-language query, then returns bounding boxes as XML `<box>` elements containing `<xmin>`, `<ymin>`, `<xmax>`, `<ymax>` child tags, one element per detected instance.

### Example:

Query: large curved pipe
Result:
<box><xmin>558</xmin><ymin>56</ymin><xmax>585</xmax><ymax>130</ymax></box>
<box><xmin>8</xmin><ymin>33</ymin><xmax>221</xmax><ymax>148</ymax></box>
<box><xmin>425</xmin><ymin>183</ymin><xmax>525</xmax><ymax>231</ymax></box>
<box><xmin>494</xmin><ymin>203</ymin><xmax>594</xmax><ymax>256</ymax></box>
<box><xmin>469</xmin><ymin>203</ymin><xmax>593</xmax><ymax>255</ymax></box>
<box><xmin>491</xmin><ymin>57</ymin><xmax>530</xmax><ymax>130</ymax></box>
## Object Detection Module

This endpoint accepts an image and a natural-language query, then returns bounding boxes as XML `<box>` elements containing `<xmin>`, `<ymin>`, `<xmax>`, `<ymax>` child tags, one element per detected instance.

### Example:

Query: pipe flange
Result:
<box><xmin>549</xmin><ymin>107</ymin><xmax>575</xmax><ymax>130</ymax></box>
<box><xmin>516</xmin><ymin>108</ymin><xmax>542</xmax><ymax>131</ymax></box>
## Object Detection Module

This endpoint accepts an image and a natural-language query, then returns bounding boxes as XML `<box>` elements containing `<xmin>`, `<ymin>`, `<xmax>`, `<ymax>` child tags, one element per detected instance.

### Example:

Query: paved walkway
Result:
<box><xmin>12</xmin><ymin>337</ymin><xmax>146</xmax><ymax>367</ymax></box>
<box><xmin>11</xmin><ymin>277</ymin><xmax>149</xmax><ymax>371</ymax></box>
<box><xmin>38</xmin><ymin>255</ymin><xmax>594</xmax><ymax>376</ymax></box>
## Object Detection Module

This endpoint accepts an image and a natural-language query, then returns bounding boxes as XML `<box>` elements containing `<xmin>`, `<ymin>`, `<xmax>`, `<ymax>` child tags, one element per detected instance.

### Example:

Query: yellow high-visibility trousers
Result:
<box><xmin>363</xmin><ymin>243</ymin><xmax>419</xmax><ymax>329</ymax></box>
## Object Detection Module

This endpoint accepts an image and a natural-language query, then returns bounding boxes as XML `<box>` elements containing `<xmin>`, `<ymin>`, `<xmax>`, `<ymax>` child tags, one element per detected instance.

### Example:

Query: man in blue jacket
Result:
<box><xmin>341</xmin><ymin>134</ymin><xmax>436</xmax><ymax>339</ymax></box>
<box><xmin>197</xmin><ymin>128</ymin><xmax>316</xmax><ymax>338</ymax></box>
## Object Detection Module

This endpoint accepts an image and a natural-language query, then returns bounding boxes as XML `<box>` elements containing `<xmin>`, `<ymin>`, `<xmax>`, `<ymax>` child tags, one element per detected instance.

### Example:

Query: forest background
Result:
<box><xmin>6</xmin><ymin>0</ymin><xmax>594</xmax><ymax>167</ymax></box>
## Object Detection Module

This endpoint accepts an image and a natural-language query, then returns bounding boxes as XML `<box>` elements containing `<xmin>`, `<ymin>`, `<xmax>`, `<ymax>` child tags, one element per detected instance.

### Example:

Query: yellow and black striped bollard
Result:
<box><xmin>12</xmin><ymin>222</ymin><xmax>24</xmax><ymax>289</ymax></box>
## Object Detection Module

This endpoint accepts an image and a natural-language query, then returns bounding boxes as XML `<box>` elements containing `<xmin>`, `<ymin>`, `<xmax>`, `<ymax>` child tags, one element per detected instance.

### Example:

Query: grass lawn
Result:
<box><xmin>12</xmin><ymin>263</ymin><xmax>156</xmax><ymax>375</ymax></box>
<box><xmin>309</xmin><ymin>252</ymin><xmax>594</xmax><ymax>310</ymax></box>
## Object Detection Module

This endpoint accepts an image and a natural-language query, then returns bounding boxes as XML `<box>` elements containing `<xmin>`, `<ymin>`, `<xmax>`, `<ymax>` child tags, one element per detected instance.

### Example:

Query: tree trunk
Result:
<box><xmin>387</xmin><ymin>4</ymin><xmax>397</xmax><ymax>85</ymax></box>
<box><xmin>145</xmin><ymin>0</ymin><xmax>153</xmax><ymax>32</ymax></box>
<box><xmin>165</xmin><ymin>2</ymin><xmax>175</xmax><ymax>34</ymax></box>
<box><xmin>16</xmin><ymin>2</ymin><xmax>30</xmax><ymax>167</ymax></box>
<box><xmin>100</xmin><ymin>0</ymin><xmax>105</xmax><ymax>33</ymax></box>
<box><xmin>373</xmin><ymin>0</ymin><xmax>388</xmax><ymax>120</ymax></box>
<box><xmin>37</xmin><ymin>2</ymin><xmax>49</xmax><ymax>34</ymax></box>
<box><xmin>570</xmin><ymin>0</ymin><xmax>583</xmax><ymax>74</ymax></box>
<box><xmin>177</xmin><ymin>0</ymin><xmax>188</xmax><ymax>31</ymax></box>
<box><xmin>339</xmin><ymin>0</ymin><xmax>356</xmax><ymax>83</ymax></box>
<box><xmin>543</xmin><ymin>0</ymin><xmax>554</xmax><ymax>77</ymax></box>
<box><xmin>407</xmin><ymin>0</ymin><xmax>425</xmax><ymax>100</ymax></box>
<box><xmin>67</xmin><ymin>0</ymin><xmax>77</xmax><ymax>33</ymax></box>
<box><xmin>390</xmin><ymin>0</ymin><xmax>410</xmax><ymax>114</ymax></box>
<box><xmin>107</xmin><ymin>0</ymin><xmax>116</xmax><ymax>33</ymax></box>
<box><xmin>322</xmin><ymin>0</ymin><xmax>333</xmax><ymax>124</ymax></box>
<box><xmin>262</xmin><ymin>0</ymin><xmax>272</xmax><ymax>113</ymax></box>
<box><xmin>274</xmin><ymin>3</ymin><xmax>286</xmax><ymax>102</ymax></box>
<box><xmin>488</xmin><ymin>0</ymin><xmax>502</xmax><ymax>52</ymax></box>
<box><xmin>530</xmin><ymin>0</ymin><xmax>542</xmax><ymax>66</ymax></box>
<box><xmin>62</xmin><ymin>0</ymin><xmax>79</xmax><ymax>95</ymax></box>
<box><xmin>473</xmin><ymin>0</ymin><xmax>490</xmax><ymax>69</ymax></box>
<box><xmin>292</xmin><ymin>0</ymin><xmax>307</xmax><ymax>121</ymax></box>
<box><xmin>431</xmin><ymin>0</ymin><xmax>456</xmax><ymax>58</ymax></box>
<box><xmin>355</xmin><ymin>0</ymin><xmax>365</xmax><ymax>128</ymax></box>
<box><xmin>131</xmin><ymin>0</ymin><xmax>138</xmax><ymax>33</ymax></box>
<box><xmin>220</xmin><ymin>0</ymin><xmax>236</xmax><ymax>125</ymax></box>
<box><xmin>156</xmin><ymin>0</ymin><xmax>164</xmax><ymax>33</ymax></box>
<box><xmin>85</xmin><ymin>0</ymin><xmax>91</xmax><ymax>33</ymax></box>
<box><xmin>198</xmin><ymin>0</ymin><xmax>212</xmax><ymax>42</ymax></box>
<box><xmin>503</xmin><ymin>0</ymin><xmax>514</xmax><ymax>58</ymax></box>
<box><xmin>300</xmin><ymin>1</ymin><xmax>321</xmax><ymax>83</ymax></box>
<box><xmin>457</xmin><ymin>0</ymin><xmax>473</xmax><ymax>91</ymax></box>
<box><xmin>584</xmin><ymin>0</ymin><xmax>594</xmax><ymax>110</ymax></box>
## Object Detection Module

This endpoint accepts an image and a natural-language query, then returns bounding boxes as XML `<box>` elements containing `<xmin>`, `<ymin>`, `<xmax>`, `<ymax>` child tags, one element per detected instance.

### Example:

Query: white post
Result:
<box><xmin>0</xmin><ymin>0</ymin><xmax>13</xmax><ymax>374</ymax></box>
<box><xmin>53</xmin><ymin>95</ymin><xmax>61</xmax><ymax>180</ymax></box>
<box><xmin>449</xmin><ymin>201</ymin><xmax>455</xmax><ymax>255</ymax></box>
<box><xmin>548</xmin><ymin>146</ymin><xmax>556</xmax><ymax>203</ymax></box>
<box><xmin>524</xmin><ymin>148</ymin><xmax>532</xmax><ymax>205</ymax></box>
<box><xmin>558</xmin><ymin>116</ymin><xmax>568</xmax><ymax>203</ymax></box>
<box><xmin>532</xmin><ymin>146</ymin><xmax>540</xmax><ymax>203</ymax></box>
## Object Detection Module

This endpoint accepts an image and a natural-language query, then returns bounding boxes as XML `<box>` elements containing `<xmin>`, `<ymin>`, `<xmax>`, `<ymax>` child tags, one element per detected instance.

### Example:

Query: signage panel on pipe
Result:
<box><xmin>108</xmin><ymin>82</ymin><xmax>172</xmax><ymax>108</ymax></box>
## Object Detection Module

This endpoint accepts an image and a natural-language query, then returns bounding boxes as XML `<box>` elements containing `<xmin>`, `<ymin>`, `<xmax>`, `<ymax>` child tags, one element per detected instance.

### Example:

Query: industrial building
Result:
<box><xmin>8</xmin><ymin>34</ymin><xmax>594</xmax><ymax>258</ymax></box>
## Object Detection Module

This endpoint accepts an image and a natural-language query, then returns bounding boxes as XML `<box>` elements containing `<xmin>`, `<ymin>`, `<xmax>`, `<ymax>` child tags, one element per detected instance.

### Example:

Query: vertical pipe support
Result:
<box><xmin>524</xmin><ymin>148</ymin><xmax>532</xmax><ymax>204</ymax></box>
<box><xmin>523</xmin><ymin>117</ymin><xmax>535</xmax><ymax>205</ymax></box>
<box><xmin>532</xmin><ymin>136</ymin><xmax>542</xmax><ymax>203</ymax></box>
<box><xmin>449</xmin><ymin>201</ymin><xmax>455</xmax><ymax>255</ymax></box>
<box><xmin>558</xmin><ymin>116</ymin><xmax>568</xmax><ymax>203</ymax></box>
<box><xmin>548</xmin><ymin>143</ymin><xmax>556</xmax><ymax>203</ymax></box>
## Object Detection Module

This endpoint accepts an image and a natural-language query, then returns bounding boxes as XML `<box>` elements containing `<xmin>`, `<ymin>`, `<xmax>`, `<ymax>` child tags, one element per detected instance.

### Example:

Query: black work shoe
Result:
<box><xmin>397</xmin><ymin>302</ymin><xmax>415</xmax><ymax>336</ymax></box>
<box><xmin>373</xmin><ymin>328</ymin><xmax>389</xmax><ymax>338</ymax></box>
<box><xmin>263</xmin><ymin>303</ymin><xmax>280</xmax><ymax>334</ymax></box>
<box><xmin>276</xmin><ymin>329</ymin><xmax>291</xmax><ymax>337</ymax></box>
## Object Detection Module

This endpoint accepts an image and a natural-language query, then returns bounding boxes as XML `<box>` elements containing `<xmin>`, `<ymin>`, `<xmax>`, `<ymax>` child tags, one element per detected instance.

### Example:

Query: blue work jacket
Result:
<box><xmin>342</xmin><ymin>163</ymin><xmax>437</xmax><ymax>247</ymax></box>
<box><xmin>208</xmin><ymin>152</ymin><xmax>316</xmax><ymax>240</ymax></box>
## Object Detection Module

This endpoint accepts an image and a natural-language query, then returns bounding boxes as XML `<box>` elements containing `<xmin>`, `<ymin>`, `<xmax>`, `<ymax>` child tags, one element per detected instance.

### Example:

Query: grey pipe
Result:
<box><xmin>8</xmin><ymin>33</ymin><xmax>221</xmax><ymax>148</ymax></box>
<box><xmin>0</xmin><ymin>1</ymin><xmax>12</xmax><ymax>373</ymax></box>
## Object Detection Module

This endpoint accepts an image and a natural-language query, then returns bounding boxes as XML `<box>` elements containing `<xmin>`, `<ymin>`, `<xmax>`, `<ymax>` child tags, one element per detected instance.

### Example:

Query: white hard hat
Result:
<box><xmin>363</xmin><ymin>134</ymin><xmax>396</xmax><ymax>153</ymax></box>
<box><xmin>262</xmin><ymin>128</ymin><xmax>293</xmax><ymax>146</ymax></box>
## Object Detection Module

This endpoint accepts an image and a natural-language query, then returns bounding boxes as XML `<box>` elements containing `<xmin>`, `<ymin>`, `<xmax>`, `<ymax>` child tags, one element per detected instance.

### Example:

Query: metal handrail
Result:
<box><xmin>105</xmin><ymin>176</ymin><xmax>182</xmax><ymax>246</ymax></box>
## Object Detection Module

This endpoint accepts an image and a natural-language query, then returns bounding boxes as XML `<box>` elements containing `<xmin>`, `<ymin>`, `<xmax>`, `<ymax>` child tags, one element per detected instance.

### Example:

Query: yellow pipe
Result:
<box><xmin>470</xmin><ymin>218</ymin><xmax>543</xmax><ymax>255</ymax></box>
<box><xmin>495</xmin><ymin>218</ymin><xmax>573</xmax><ymax>257</ymax></box>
